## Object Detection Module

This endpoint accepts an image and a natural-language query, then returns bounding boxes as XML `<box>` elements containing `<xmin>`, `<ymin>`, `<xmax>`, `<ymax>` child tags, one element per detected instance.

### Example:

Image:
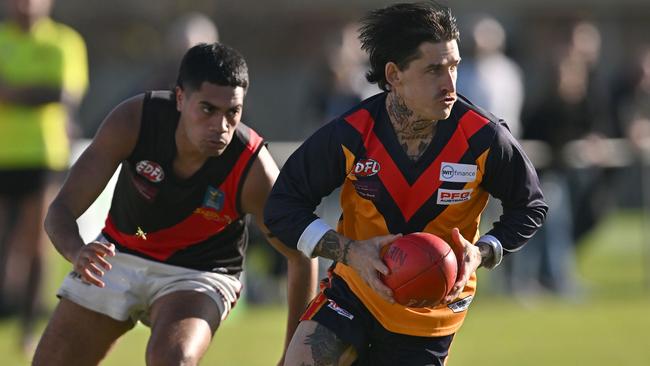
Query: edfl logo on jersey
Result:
<box><xmin>440</xmin><ymin>162</ymin><xmax>477</xmax><ymax>183</ymax></box>
<box><xmin>135</xmin><ymin>160</ymin><xmax>165</xmax><ymax>183</ymax></box>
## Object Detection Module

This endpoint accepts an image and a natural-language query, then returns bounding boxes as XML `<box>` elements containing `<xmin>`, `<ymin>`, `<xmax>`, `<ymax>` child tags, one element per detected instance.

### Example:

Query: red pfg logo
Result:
<box><xmin>437</xmin><ymin>189</ymin><xmax>472</xmax><ymax>205</ymax></box>
<box><xmin>135</xmin><ymin>160</ymin><xmax>165</xmax><ymax>183</ymax></box>
<box><xmin>354</xmin><ymin>159</ymin><xmax>380</xmax><ymax>177</ymax></box>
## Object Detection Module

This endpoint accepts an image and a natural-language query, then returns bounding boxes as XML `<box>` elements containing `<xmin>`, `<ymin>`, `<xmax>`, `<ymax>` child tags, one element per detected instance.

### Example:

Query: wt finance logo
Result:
<box><xmin>354</xmin><ymin>158</ymin><xmax>380</xmax><ymax>177</ymax></box>
<box><xmin>440</xmin><ymin>163</ymin><xmax>477</xmax><ymax>183</ymax></box>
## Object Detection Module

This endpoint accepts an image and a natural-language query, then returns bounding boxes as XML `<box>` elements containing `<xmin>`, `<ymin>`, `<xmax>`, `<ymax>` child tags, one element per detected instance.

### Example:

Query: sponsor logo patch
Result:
<box><xmin>327</xmin><ymin>299</ymin><xmax>354</xmax><ymax>320</ymax></box>
<box><xmin>437</xmin><ymin>188</ymin><xmax>472</xmax><ymax>205</ymax></box>
<box><xmin>353</xmin><ymin>158</ymin><xmax>381</xmax><ymax>177</ymax></box>
<box><xmin>448</xmin><ymin>295</ymin><xmax>474</xmax><ymax>313</ymax></box>
<box><xmin>194</xmin><ymin>207</ymin><xmax>233</xmax><ymax>224</ymax></box>
<box><xmin>440</xmin><ymin>163</ymin><xmax>477</xmax><ymax>182</ymax></box>
<box><xmin>203</xmin><ymin>186</ymin><xmax>225</xmax><ymax>211</ymax></box>
<box><xmin>135</xmin><ymin>160</ymin><xmax>165</xmax><ymax>183</ymax></box>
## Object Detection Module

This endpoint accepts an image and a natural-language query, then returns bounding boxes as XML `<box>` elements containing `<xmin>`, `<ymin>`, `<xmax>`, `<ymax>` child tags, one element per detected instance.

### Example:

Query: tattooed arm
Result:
<box><xmin>313</xmin><ymin>230</ymin><xmax>399</xmax><ymax>302</ymax></box>
<box><xmin>312</xmin><ymin>230</ymin><xmax>354</xmax><ymax>265</ymax></box>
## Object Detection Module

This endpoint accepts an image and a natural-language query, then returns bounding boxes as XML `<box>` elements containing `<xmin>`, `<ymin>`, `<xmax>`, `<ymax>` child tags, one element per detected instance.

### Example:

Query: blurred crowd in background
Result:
<box><xmin>0</xmin><ymin>0</ymin><xmax>649</xmax><ymax>354</ymax></box>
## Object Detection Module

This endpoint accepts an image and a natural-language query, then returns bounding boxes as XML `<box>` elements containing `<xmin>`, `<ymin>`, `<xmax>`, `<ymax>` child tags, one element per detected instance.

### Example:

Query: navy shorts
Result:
<box><xmin>301</xmin><ymin>274</ymin><xmax>454</xmax><ymax>366</ymax></box>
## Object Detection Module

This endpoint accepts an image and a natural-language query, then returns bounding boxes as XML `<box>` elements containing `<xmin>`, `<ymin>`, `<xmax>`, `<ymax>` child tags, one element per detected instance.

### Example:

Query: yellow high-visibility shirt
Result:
<box><xmin>0</xmin><ymin>18</ymin><xmax>88</xmax><ymax>170</ymax></box>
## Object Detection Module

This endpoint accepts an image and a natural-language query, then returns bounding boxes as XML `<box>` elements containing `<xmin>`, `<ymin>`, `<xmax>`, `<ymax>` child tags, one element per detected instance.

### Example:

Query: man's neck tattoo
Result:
<box><xmin>387</xmin><ymin>92</ymin><xmax>413</xmax><ymax>127</ymax></box>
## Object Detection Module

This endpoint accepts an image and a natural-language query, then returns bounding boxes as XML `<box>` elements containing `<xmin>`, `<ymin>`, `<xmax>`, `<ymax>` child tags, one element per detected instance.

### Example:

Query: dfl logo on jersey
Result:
<box><xmin>353</xmin><ymin>158</ymin><xmax>380</xmax><ymax>177</ymax></box>
<box><xmin>352</xmin><ymin>158</ymin><xmax>381</xmax><ymax>201</ymax></box>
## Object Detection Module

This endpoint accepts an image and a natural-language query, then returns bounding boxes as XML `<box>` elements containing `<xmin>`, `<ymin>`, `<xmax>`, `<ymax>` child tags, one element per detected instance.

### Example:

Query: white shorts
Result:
<box><xmin>57</xmin><ymin>236</ymin><xmax>242</xmax><ymax>325</ymax></box>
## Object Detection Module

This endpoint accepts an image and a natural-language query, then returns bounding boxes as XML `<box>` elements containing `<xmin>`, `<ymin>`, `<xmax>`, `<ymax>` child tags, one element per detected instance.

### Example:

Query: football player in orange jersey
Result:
<box><xmin>265</xmin><ymin>2</ymin><xmax>547</xmax><ymax>365</ymax></box>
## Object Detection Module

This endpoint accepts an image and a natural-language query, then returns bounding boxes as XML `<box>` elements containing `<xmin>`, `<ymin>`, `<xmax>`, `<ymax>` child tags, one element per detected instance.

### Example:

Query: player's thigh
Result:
<box><xmin>284</xmin><ymin>320</ymin><xmax>357</xmax><ymax>366</ymax></box>
<box><xmin>146</xmin><ymin>290</ymin><xmax>221</xmax><ymax>365</ymax></box>
<box><xmin>33</xmin><ymin>298</ymin><xmax>134</xmax><ymax>366</ymax></box>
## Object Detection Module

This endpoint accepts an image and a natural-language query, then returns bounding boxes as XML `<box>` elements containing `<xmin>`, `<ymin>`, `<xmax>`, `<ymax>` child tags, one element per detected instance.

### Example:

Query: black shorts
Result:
<box><xmin>0</xmin><ymin>169</ymin><xmax>48</xmax><ymax>197</ymax></box>
<box><xmin>301</xmin><ymin>274</ymin><xmax>454</xmax><ymax>366</ymax></box>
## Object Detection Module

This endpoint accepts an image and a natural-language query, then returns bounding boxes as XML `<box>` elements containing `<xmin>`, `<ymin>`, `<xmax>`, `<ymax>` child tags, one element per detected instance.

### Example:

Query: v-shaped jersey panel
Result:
<box><xmin>338</xmin><ymin>104</ymin><xmax>493</xmax><ymax>241</ymax></box>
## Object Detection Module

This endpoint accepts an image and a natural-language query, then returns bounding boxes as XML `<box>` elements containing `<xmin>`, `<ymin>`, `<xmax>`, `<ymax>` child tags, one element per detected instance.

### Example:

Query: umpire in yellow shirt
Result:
<box><xmin>0</xmin><ymin>0</ymin><xmax>88</xmax><ymax>354</ymax></box>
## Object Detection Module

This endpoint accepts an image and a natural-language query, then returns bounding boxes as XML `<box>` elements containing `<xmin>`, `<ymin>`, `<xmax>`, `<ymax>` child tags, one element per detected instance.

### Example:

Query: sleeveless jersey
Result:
<box><xmin>266</xmin><ymin>92</ymin><xmax>546</xmax><ymax>336</ymax></box>
<box><xmin>102</xmin><ymin>91</ymin><xmax>264</xmax><ymax>275</ymax></box>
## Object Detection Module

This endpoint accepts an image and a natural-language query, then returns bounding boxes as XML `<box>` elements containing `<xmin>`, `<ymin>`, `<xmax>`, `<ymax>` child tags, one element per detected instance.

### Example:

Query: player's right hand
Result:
<box><xmin>347</xmin><ymin>234</ymin><xmax>401</xmax><ymax>304</ymax></box>
<box><xmin>442</xmin><ymin>228</ymin><xmax>481</xmax><ymax>304</ymax></box>
<box><xmin>72</xmin><ymin>242</ymin><xmax>116</xmax><ymax>288</ymax></box>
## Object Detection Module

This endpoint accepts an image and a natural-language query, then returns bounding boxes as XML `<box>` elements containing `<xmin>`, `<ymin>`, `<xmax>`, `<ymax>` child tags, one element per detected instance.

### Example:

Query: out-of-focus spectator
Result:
<box><xmin>302</xmin><ymin>22</ymin><xmax>381</xmax><ymax>135</ymax></box>
<box><xmin>617</xmin><ymin>47</ymin><xmax>650</xmax><ymax>151</ymax></box>
<box><xmin>0</xmin><ymin>0</ymin><xmax>88</xmax><ymax>353</ymax></box>
<box><xmin>320</xmin><ymin>22</ymin><xmax>381</xmax><ymax>122</ymax></box>
<box><xmin>609</xmin><ymin>47</ymin><xmax>650</xmax><ymax>208</ymax></box>
<box><xmin>141</xmin><ymin>12</ymin><xmax>219</xmax><ymax>91</ymax></box>
<box><xmin>562</xmin><ymin>21</ymin><xmax>616</xmax><ymax>245</ymax></box>
<box><xmin>516</xmin><ymin>20</ymin><xmax>611</xmax><ymax>297</ymax></box>
<box><xmin>458</xmin><ymin>15</ymin><xmax>524</xmax><ymax>137</ymax></box>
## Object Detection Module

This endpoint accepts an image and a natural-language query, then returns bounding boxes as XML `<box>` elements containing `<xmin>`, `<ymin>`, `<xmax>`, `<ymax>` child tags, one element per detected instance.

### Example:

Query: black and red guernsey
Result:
<box><xmin>102</xmin><ymin>91</ymin><xmax>264</xmax><ymax>275</ymax></box>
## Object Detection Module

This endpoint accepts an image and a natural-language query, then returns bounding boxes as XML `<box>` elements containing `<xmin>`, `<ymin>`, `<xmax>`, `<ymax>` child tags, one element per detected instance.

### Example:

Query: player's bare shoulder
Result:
<box><xmin>92</xmin><ymin>94</ymin><xmax>146</xmax><ymax>161</ymax></box>
<box><xmin>102</xmin><ymin>94</ymin><xmax>145</xmax><ymax>140</ymax></box>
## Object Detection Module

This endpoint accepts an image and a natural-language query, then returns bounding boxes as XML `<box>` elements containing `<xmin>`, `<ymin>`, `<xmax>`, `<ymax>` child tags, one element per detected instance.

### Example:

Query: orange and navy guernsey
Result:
<box><xmin>265</xmin><ymin>92</ymin><xmax>547</xmax><ymax>337</ymax></box>
<box><xmin>102</xmin><ymin>91</ymin><xmax>264</xmax><ymax>276</ymax></box>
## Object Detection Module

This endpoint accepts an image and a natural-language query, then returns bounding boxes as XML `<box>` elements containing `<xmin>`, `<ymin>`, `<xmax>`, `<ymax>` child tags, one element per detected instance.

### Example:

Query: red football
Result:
<box><xmin>381</xmin><ymin>232</ymin><xmax>458</xmax><ymax>308</ymax></box>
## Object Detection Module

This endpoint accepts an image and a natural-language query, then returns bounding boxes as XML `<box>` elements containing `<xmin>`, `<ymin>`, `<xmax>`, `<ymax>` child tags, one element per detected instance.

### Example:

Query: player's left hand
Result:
<box><xmin>442</xmin><ymin>228</ymin><xmax>481</xmax><ymax>304</ymax></box>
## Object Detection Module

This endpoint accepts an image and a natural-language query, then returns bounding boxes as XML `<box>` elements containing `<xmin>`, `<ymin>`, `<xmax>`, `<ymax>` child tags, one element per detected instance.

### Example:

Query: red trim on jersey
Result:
<box><xmin>300</xmin><ymin>292</ymin><xmax>329</xmax><ymax>321</ymax></box>
<box><xmin>220</xmin><ymin>128</ymin><xmax>263</xmax><ymax>216</ymax></box>
<box><xmin>104</xmin><ymin>213</ymin><xmax>235</xmax><ymax>261</ymax></box>
<box><xmin>459</xmin><ymin>110</ymin><xmax>490</xmax><ymax>137</ymax></box>
<box><xmin>345</xmin><ymin>109</ymin><xmax>488</xmax><ymax>221</ymax></box>
<box><xmin>103</xmin><ymin>129</ymin><xmax>265</xmax><ymax>261</ymax></box>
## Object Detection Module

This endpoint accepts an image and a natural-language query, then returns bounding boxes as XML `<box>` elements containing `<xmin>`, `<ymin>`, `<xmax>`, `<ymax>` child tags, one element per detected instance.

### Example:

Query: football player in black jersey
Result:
<box><xmin>33</xmin><ymin>43</ymin><xmax>317</xmax><ymax>366</ymax></box>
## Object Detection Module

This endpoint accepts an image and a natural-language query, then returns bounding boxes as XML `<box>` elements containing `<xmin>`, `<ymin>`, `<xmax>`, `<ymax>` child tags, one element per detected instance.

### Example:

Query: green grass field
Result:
<box><xmin>1</xmin><ymin>210</ymin><xmax>649</xmax><ymax>365</ymax></box>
